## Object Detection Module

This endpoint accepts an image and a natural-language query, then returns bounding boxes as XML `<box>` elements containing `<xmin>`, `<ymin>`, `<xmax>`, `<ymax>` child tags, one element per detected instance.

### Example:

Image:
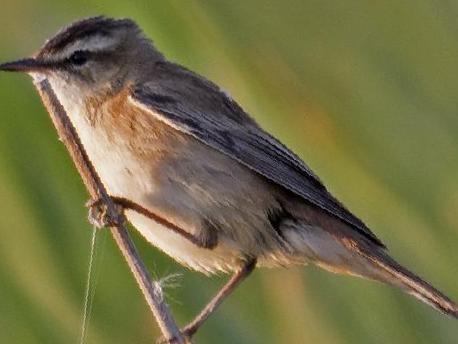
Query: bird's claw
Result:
<box><xmin>156</xmin><ymin>327</ymin><xmax>195</xmax><ymax>344</ymax></box>
<box><xmin>86</xmin><ymin>197</ymin><xmax>125</xmax><ymax>228</ymax></box>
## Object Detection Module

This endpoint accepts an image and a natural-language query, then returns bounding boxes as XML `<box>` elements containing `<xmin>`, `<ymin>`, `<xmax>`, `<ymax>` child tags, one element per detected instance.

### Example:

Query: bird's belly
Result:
<box><xmin>75</xmin><ymin>125</ymin><xmax>248</xmax><ymax>273</ymax></box>
<box><xmin>126</xmin><ymin>210</ymin><xmax>245</xmax><ymax>274</ymax></box>
<box><xmin>89</xmin><ymin>148</ymin><xmax>240</xmax><ymax>272</ymax></box>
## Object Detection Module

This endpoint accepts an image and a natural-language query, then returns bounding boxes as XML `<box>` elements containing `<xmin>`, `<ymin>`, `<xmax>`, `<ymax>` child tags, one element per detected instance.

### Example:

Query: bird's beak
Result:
<box><xmin>0</xmin><ymin>57</ymin><xmax>51</xmax><ymax>73</ymax></box>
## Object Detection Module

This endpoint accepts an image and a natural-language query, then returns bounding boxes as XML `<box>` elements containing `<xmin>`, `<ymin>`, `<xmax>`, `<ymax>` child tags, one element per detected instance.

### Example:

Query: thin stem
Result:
<box><xmin>34</xmin><ymin>78</ymin><xmax>188</xmax><ymax>344</ymax></box>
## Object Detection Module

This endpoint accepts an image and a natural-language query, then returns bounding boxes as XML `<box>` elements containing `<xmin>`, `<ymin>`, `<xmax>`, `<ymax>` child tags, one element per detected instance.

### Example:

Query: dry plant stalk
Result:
<box><xmin>35</xmin><ymin>78</ymin><xmax>189</xmax><ymax>344</ymax></box>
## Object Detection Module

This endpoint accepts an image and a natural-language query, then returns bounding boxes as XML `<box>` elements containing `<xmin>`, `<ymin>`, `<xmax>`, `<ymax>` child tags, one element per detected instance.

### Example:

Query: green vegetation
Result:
<box><xmin>0</xmin><ymin>1</ymin><xmax>457</xmax><ymax>343</ymax></box>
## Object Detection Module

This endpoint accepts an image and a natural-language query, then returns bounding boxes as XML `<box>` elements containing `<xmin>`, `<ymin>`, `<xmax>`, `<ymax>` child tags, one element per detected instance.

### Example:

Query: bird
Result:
<box><xmin>1</xmin><ymin>16</ymin><xmax>456</xmax><ymax>340</ymax></box>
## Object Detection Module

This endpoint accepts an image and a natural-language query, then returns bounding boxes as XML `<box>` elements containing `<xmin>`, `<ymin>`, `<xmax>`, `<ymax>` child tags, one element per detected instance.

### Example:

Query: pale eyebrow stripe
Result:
<box><xmin>51</xmin><ymin>34</ymin><xmax>117</xmax><ymax>62</ymax></box>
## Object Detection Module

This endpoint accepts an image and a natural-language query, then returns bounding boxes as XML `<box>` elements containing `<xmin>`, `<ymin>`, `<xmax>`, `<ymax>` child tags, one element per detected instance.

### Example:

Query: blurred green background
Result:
<box><xmin>1</xmin><ymin>1</ymin><xmax>457</xmax><ymax>343</ymax></box>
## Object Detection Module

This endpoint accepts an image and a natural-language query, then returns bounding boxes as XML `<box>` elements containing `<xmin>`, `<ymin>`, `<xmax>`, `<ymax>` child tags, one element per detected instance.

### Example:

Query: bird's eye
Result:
<box><xmin>69</xmin><ymin>50</ymin><xmax>88</xmax><ymax>66</ymax></box>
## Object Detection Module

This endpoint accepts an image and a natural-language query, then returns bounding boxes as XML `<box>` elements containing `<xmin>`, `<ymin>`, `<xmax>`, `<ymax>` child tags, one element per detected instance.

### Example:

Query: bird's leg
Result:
<box><xmin>86</xmin><ymin>196</ymin><xmax>217</xmax><ymax>249</ymax></box>
<box><xmin>179</xmin><ymin>259</ymin><xmax>256</xmax><ymax>341</ymax></box>
<box><xmin>157</xmin><ymin>259</ymin><xmax>256</xmax><ymax>343</ymax></box>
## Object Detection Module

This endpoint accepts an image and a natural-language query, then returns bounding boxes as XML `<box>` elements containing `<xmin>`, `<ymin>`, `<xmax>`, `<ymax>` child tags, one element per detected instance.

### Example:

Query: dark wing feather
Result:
<box><xmin>130</xmin><ymin>62</ymin><xmax>384</xmax><ymax>247</ymax></box>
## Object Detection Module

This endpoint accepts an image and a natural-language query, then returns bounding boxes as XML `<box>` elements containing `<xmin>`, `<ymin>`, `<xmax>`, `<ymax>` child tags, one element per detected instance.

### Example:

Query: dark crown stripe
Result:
<box><xmin>38</xmin><ymin>16</ymin><xmax>137</xmax><ymax>56</ymax></box>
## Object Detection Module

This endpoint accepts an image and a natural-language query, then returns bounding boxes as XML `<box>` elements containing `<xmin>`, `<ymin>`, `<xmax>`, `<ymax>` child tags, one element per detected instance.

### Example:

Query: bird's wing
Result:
<box><xmin>129</xmin><ymin>62</ymin><xmax>384</xmax><ymax>247</ymax></box>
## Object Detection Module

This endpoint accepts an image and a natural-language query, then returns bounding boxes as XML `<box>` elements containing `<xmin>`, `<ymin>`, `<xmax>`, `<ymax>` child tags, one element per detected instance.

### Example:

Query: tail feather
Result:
<box><xmin>361</xmin><ymin>248</ymin><xmax>458</xmax><ymax>319</ymax></box>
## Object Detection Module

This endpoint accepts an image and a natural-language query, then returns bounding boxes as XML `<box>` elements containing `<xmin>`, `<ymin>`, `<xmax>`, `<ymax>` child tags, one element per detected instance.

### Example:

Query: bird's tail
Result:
<box><xmin>358</xmin><ymin>246</ymin><xmax>458</xmax><ymax>319</ymax></box>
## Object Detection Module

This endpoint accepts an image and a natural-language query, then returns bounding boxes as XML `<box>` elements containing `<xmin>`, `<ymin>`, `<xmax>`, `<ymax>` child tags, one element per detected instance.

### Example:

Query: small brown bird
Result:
<box><xmin>1</xmin><ymin>16</ymin><xmax>456</xmax><ymax>338</ymax></box>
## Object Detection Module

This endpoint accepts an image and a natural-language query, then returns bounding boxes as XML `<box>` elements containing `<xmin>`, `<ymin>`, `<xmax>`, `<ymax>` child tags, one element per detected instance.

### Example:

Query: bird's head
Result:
<box><xmin>0</xmin><ymin>16</ymin><xmax>163</xmax><ymax>96</ymax></box>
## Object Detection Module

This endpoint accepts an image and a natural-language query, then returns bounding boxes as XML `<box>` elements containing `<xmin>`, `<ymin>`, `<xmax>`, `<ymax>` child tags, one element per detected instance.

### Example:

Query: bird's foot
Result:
<box><xmin>155</xmin><ymin>326</ymin><xmax>195</xmax><ymax>344</ymax></box>
<box><xmin>86</xmin><ymin>197</ymin><xmax>125</xmax><ymax>229</ymax></box>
